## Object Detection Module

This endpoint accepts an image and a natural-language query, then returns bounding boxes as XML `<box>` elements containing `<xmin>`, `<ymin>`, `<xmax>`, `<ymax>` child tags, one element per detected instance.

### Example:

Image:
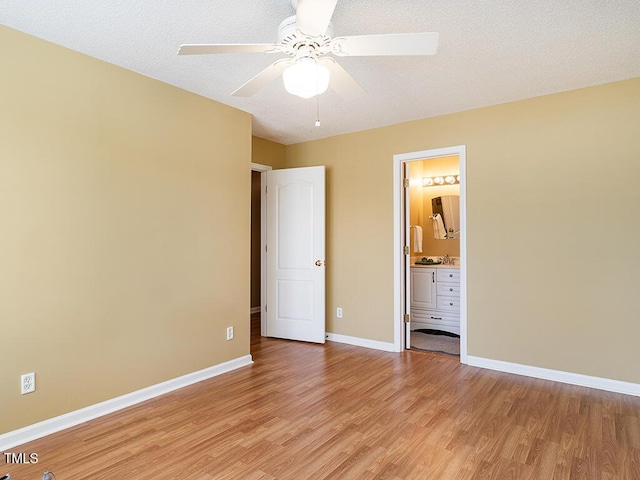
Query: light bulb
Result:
<box><xmin>445</xmin><ymin>175</ymin><xmax>455</xmax><ymax>184</ymax></box>
<box><xmin>423</xmin><ymin>177</ymin><xmax>434</xmax><ymax>186</ymax></box>
<box><xmin>434</xmin><ymin>177</ymin><xmax>444</xmax><ymax>185</ymax></box>
<box><xmin>282</xmin><ymin>58</ymin><xmax>330</xmax><ymax>98</ymax></box>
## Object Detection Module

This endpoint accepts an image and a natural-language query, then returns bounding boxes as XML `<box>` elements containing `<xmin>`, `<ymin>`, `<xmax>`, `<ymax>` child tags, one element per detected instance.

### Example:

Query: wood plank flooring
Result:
<box><xmin>4</xmin><ymin>314</ymin><xmax>640</xmax><ymax>479</ymax></box>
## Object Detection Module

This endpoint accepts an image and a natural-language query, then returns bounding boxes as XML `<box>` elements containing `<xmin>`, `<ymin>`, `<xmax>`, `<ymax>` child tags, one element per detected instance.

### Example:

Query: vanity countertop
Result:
<box><xmin>412</xmin><ymin>263</ymin><xmax>460</xmax><ymax>269</ymax></box>
<box><xmin>411</xmin><ymin>256</ymin><xmax>460</xmax><ymax>268</ymax></box>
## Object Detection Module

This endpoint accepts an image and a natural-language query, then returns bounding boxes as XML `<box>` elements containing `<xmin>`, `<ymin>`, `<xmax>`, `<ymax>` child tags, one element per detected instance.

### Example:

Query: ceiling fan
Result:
<box><xmin>178</xmin><ymin>0</ymin><xmax>439</xmax><ymax>100</ymax></box>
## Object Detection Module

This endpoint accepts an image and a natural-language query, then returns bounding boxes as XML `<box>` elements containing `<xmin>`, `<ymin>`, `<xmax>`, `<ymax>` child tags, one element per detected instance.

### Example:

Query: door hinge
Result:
<box><xmin>265</xmin><ymin>304</ymin><xmax>267</xmax><ymax>312</ymax></box>
<box><xmin>403</xmin><ymin>178</ymin><xmax>410</xmax><ymax>188</ymax></box>
<box><xmin>404</xmin><ymin>314</ymin><xmax>410</xmax><ymax>323</ymax></box>
<box><xmin>403</xmin><ymin>245</ymin><xmax>409</xmax><ymax>255</ymax></box>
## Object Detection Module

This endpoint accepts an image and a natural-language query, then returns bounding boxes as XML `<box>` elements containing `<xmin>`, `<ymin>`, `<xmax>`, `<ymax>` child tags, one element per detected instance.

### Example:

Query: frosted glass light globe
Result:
<box><xmin>283</xmin><ymin>58</ymin><xmax>330</xmax><ymax>98</ymax></box>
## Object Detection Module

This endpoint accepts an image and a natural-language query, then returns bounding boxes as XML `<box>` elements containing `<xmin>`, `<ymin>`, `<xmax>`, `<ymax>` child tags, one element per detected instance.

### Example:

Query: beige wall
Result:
<box><xmin>285</xmin><ymin>78</ymin><xmax>640</xmax><ymax>384</ymax></box>
<box><xmin>252</xmin><ymin>136</ymin><xmax>287</xmax><ymax>169</ymax></box>
<box><xmin>0</xmin><ymin>26</ymin><xmax>252</xmax><ymax>434</ymax></box>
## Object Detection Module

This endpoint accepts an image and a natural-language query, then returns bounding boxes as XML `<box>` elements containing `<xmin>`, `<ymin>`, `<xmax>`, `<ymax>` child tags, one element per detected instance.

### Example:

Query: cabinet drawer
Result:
<box><xmin>411</xmin><ymin>309</ymin><xmax>460</xmax><ymax>335</ymax></box>
<box><xmin>437</xmin><ymin>296</ymin><xmax>460</xmax><ymax>311</ymax></box>
<box><xmin>437</xmin><ymin>283</ymin><xmax>460</xmax><ymax>297</ymax></box>
<box><xmin>437</xmin><ymin>269</ymin><xmax>460</xmax><ymax>282</ymax></box>
<box><xmin>411</xmin><ymin>308</ymin><xmax>459</xmax><ymax>324</ymax></box>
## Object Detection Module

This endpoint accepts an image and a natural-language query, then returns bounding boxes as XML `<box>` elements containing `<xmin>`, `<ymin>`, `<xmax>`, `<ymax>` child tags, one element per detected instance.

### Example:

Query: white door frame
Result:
<box><xmin>251</xmin><ymin>162</ymin><xmax>272</xmax><ymax>337</ymax></box>
<box><xmin>392</xmin><ymin>146</ymin><xmax>468</xmax><ymax>362</ymax></box>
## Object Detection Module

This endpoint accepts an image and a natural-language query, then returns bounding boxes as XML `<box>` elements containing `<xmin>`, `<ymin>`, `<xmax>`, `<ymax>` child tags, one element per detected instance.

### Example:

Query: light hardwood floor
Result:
<box><xmin>5</xmin><ymin>314</ymin><xmax>640</xmax><ymax>479</ymax></box>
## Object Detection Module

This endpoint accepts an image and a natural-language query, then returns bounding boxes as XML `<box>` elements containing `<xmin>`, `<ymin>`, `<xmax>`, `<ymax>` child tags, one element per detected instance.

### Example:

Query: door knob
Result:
<box><xmin>315</xmin><ymin>260</ymin><xmax>324</xmax><ymax>266</ymax></box>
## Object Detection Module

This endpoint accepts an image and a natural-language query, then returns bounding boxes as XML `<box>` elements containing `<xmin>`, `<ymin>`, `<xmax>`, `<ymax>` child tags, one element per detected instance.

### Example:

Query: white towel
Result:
<box><xmin>432</xmin><ymin>214</ymin><xmax>447</xmax><ymax>239</ymax></box>
<box><xmin>412</xmin><ymin>225</ymin><xmax>423</xmax><ymax>252</ymax></box>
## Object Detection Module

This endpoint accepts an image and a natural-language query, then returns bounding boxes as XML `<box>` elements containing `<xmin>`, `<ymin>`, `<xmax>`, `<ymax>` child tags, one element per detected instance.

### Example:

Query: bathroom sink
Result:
<box><xmin>415</xmin><ymin>259</ymin><xmax>441</xmax><ymax>265</ymax></box>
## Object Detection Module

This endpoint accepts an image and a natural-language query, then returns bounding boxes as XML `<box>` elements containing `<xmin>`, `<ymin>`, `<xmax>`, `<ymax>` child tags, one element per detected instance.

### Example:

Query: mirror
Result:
<box><xmin>431</xmin><ymin>195</ymin><xmax>460</xmax><ymax>239</ymax></box>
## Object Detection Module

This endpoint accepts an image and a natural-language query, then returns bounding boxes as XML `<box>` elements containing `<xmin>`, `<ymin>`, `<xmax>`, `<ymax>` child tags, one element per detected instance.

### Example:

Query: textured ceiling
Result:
<box><xmin>2</xmin><ymin>1</ymin><xmax>639</xmax><ymax>145</ymax></box>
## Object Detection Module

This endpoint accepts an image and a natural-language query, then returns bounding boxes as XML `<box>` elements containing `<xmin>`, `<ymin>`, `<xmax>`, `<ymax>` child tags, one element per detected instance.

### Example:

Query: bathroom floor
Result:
<box><xmin>410</xmin><ymin>329</ymin><xmax>460</xmax><ymax>356</ymax></box>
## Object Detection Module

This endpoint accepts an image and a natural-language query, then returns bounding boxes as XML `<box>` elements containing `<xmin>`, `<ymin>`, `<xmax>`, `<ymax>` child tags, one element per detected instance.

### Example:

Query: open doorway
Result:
<box><xmin>250</xmin><ymin>163</ymin><xmax>271</xmax><ymax>350</ymax></box>
<box><xmin>407</xmin><ymin>156</ymin><xmax>461</xmax><ymax>356</ymax></box>
<box><xmin>250</xmin><ymin>163</ymin><xmax>327</xmax><ymax>346</ymax></box>
<box><xmin>250</xmin><ymin>170</ymin><xmax>262</xmax><ymax>346</ymax></box>
<box><xmin>393</xmin><ymin>146</ymin><xmax>468</xmax><ymax>363</ymax></box>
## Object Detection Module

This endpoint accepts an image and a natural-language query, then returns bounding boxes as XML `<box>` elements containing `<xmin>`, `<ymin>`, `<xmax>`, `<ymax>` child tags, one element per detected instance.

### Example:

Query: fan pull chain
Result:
<box><xmin>315</xmin><ymin>94</ymin><xmax>321</xmax><ymax>127</ymax></box>
<box><xmin>315</xmin><ymin>70</ymin><xmax>321</xmax><ymax>127</ymax></box>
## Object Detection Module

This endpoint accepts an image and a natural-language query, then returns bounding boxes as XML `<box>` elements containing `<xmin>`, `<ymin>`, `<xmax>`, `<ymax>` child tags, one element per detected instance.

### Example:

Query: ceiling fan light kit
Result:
<box><xmin>178</xmin><ymin>0</ymin><xmax>439</xmax><ymax>102</ymax></box>
<box><xmin>283</xmin><ymin>57</ymin><xmax>330</xmax><ymax>98</ymax></box>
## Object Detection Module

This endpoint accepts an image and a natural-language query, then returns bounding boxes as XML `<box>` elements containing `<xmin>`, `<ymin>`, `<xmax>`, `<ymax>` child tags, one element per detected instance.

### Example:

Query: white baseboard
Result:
<box><xmin>0</xmin><ymin>354</ymin><xmax>254</xmax><ymax>450</ymax></box>
<box><xmin>467</xmin><ymin>355</ymin><xmax>640</xmax><ymax>397</ymax></box>
<box><xmin>326</xmin><ymin>333</ymin><xmax>396</xmax><ymax>352</ymax></box>
<box><xmin>250</xmin><ymin>306</ymin><xmax>261</xmax><ymax>314</ymax></box>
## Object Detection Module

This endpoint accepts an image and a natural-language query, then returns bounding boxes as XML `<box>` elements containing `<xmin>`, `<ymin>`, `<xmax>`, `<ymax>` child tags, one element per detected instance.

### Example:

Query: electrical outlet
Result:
<box><xmin>336</xmin><ymin>307</ymin><xmax>343</xmax><ymax>318</ymax></box>
<box><xmin>226</xmin><ymin>326</ymin><xmax>234</xmax><ymax>340</ymax></box>
<box><xmin>21</xmin><ymin>372</ymin><xmax>35</xmax><ymax>394</ymax></box>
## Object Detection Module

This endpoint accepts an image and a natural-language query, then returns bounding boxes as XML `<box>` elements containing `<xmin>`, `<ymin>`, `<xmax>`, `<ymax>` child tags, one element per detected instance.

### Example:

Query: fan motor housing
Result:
<box><xmin>278</xmin><ymin>15</ymin><xmax>334</xmax><ymax>56</ymax></box>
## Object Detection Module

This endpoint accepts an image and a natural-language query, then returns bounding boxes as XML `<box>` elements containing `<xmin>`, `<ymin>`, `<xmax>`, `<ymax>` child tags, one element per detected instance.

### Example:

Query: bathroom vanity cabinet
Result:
<box><xmin>410</xmin><ymin>266</ymin><xmax>460</xmax><ymax>335</ymax></box>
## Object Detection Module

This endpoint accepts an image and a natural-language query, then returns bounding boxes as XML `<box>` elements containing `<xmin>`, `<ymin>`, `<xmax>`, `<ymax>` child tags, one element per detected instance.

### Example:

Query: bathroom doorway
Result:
<box><xmin>407</xmin><ymin>155</ymin><xmax>461</xmax><ymax>356</ymax></box>
<box><xmin>392</xmin><ymin>146</ymin><xmax>468</xmax><ymax>362</ymax></box>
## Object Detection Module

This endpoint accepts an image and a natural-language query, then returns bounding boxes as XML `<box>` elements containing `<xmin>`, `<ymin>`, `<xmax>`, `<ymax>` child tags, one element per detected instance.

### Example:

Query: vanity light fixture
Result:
<box><xmin>422</xmin><ymin>174</ymin><xmax>461</xmax><ymax>187</ymax></box>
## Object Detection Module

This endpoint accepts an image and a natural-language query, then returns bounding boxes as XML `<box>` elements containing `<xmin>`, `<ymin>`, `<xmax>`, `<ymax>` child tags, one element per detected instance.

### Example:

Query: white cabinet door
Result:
<box><xmin>410</xmin><ymin>267</ymin><xmax>437</xmax><ymax>309</ymax></box>
<box><xmin>266</xmin><ymin>166</ymin><xmax>325</xmax><ymax>343</ymax></box>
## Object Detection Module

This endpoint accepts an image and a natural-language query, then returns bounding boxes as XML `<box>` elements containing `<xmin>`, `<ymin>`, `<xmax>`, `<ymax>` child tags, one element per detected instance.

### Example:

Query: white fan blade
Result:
<box><xmin>178</xmin><ymin>44</ymin><xmax>278</xmax><ymax>55</ymax></box>
<box><xmin>333</xmin><ymin>32</ymin><xmax>439</xmax><ymax>56</ymax></box>
<box><xmin>295</xmin><ymin>0</ymin><xmax>338</xmax><ymax>36</ymax></box>
<box><xmin>319</xmin><ymin>57</ymin><xmax>366</xmax><ymax>101</ymax></box>
<box><xmin>232</xmin><ymin>59</ymin><xmax>292</xmax><ymax>97</ymax></box>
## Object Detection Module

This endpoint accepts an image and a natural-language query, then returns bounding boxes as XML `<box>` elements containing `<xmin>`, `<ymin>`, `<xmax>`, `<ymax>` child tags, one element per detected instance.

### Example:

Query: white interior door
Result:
<box><xmin>266</xmin><ymin>166</ymin><xmax>325</xmax><ymax>343</ymax></box>
<box><xmin>403</xmin><ymin>162</ymin><xmax>412</xmax><ymax>349</ymax></box>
